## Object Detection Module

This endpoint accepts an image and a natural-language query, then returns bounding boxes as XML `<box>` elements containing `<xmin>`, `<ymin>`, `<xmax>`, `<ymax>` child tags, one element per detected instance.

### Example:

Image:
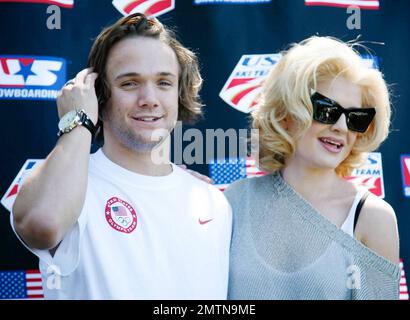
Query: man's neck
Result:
<box><xmin>102</xmin><ymin>140</ymin><xmax>172</xmax><ymax>177</ymax></box>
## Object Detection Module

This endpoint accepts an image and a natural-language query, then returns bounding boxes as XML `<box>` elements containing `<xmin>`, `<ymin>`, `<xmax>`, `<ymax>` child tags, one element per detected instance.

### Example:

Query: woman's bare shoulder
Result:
<box><xmin>355</xmin><ymin>193</ymin><xmax>399</xmax><ymax>265</ymax></box>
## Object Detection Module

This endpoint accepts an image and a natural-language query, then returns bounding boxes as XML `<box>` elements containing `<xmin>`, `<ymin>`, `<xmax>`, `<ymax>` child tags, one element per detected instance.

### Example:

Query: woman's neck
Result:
<box><xmin>280</xmin><ymin>160</ymin><xmax>343</xmax><ymax>202</ymax></box>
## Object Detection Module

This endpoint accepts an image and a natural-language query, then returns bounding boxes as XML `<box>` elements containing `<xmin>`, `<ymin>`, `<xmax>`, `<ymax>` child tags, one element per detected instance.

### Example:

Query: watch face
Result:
<box><xmin>58</xmin><ymin>110</ymin><xmax>78</xmax><ymax>131</ymax></box>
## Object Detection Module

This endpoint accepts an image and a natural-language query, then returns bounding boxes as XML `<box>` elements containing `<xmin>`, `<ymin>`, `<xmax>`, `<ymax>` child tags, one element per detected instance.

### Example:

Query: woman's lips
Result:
<box><xmin>318</xmin><ymin>137</ymin><xmax>344</xmax><ymax>153</ymax></box>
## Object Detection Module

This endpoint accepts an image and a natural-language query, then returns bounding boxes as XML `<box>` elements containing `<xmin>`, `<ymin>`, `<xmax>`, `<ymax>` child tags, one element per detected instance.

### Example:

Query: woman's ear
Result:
<box><xmin>281</xmin><ymin>117</ymin><xmax>289</xmax><ymax>131</ymax></box>
<box><xmin>282</xmin><ymin>117</ymin><xmax>294</xmax><ymax>132</ymax></box>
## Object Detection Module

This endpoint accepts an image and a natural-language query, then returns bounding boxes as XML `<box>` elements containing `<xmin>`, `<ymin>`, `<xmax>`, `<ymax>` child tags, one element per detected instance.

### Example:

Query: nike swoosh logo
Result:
<box><xmin>198</xmin><ymin>218</ymin><xmax>213</xmax><ymax>225</ymax></box>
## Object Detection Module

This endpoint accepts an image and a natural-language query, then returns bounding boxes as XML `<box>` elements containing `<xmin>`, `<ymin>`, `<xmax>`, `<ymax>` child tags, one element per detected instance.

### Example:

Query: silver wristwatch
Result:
<box><xmin>57</xmin><ymin>109</ymin><xmax>96</xmax><ymax>137</ymax></box>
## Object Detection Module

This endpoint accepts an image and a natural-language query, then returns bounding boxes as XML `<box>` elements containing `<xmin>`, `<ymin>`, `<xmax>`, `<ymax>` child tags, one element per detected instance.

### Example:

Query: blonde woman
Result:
<box><xmin>224</xmin><ymin>36</ymin><xmax>400</xmax><ymax>300</ymax></box>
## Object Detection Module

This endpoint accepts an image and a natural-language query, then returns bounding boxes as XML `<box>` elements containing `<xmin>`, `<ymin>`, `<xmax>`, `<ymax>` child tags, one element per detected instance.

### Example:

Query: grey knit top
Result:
<box><xmin>224</xmin><ymin>173</ymin><xmax>400</xmax><ymax>300</ymax></box>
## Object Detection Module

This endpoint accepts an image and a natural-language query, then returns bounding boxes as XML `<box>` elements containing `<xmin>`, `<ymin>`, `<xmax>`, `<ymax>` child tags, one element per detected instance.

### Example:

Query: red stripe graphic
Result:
<box><xmin>145</xmin><ymin>0</ymin><xmax>169</xmax><ymax>16</ymax></box>
<box><xmin>305</xmin><ymin>1</ymin><xmax>379</xmax><ymax>9</ymax></box>
<box><xmin>124</xmin><ymin>0</ymin><xmax>170</xmax><ymax>15</ymax></box>
<box><xmin>6</xmin><ymin>185</ymin><xmax>18</xmax><ymax>198</ymax></box>
<box><xmin>26</xmin><ymin>269</ymin><xmax>44</xmax><ymax>299</ymax></box>
<box><xmin>0</xmin><ymin>58</ymin><xmax>10</xmax><ymax>75</ymax></box>
<box><xmin>226</xmin><ymin>78</ymin><xmax>254</xmax><ymax>90</ymax></box>
<box><xmin>0</xmin><ymin>0</ymin><xmax>74</xmax><ymax>8</ymax></box>
<box><xmin>124</xmin><ymin>0</ymin><xmax>147</xmax><ymax>14</ymax></box>
<box><xmin>231</xmin><ymin>85</ymin><xmax>260</xmax><ymax>105</ymax></box>
<box><xmin>400</xmin><ymin>259</ymin><xmax>409</xmax><ymax>300</ymax></box>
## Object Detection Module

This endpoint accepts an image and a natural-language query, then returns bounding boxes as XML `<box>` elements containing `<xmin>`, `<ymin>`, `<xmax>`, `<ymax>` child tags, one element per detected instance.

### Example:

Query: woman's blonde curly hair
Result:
<box><xmin>252</xmin><ymin>36</ymin><xmax>391</xmax><ymax>177</ymax></box>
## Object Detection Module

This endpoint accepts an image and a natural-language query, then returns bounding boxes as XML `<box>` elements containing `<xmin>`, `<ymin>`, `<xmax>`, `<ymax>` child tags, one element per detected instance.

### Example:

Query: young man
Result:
<box><xmin>11</xmin><ymin>13</ymin><xmax>231</xmax><ymax>299</ymax></box>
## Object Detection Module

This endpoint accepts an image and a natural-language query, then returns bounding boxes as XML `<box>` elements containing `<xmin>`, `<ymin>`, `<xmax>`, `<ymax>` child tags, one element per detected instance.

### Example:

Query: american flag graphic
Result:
<box><xmin>0</xmin><ymin>270</ymin><xmax>44</xmax><ymax>300</ymax></box>
<box><xmin>400</xmin><ymin>259</ymin><xmax>409</xmax><ymax>300</ymax></box>
<box><xmin>209</xmin><ymin>158</ymin><xmax>246</xmax><ymax>192</ymax></box>
<box><xmin>209</xmin><ymin>157</ymin><xmax>266</xmax><ymax>191</ymax></box>
<box><xmin>245</xmin><ymin>156</ymin><xmax>267</xmax><ymax>178</ymax></box>
<box><xmin>305</xmin><ymin>0</ymin><xmax>379</xmax><ymax>9</ymax></box>
<box><xmin>0</xmin><ymin>0</ymin><xmax>74</xmax><ymax>8</ymax></box>
<box><xmin>112</xmin><ymin>205</ymin><xmax>127</xmax><ymax>217</ymax></box>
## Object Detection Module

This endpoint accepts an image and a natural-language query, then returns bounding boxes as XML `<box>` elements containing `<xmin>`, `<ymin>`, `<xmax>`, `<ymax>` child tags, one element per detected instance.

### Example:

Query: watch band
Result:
<box><xmin>78</xmin><ymin>111</ymin><xmax>97</xmax><ymax>137</ymax></box>
<box><xmin>57</xmin><ymin>109</ymin><xmax>97</xmax><ymax>138</ymax></box>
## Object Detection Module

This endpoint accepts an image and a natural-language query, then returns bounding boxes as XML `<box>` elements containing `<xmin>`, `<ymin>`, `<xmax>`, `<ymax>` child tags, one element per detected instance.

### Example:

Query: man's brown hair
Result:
<box><xmin>87</xmin><ymin>13</ymin><xmax>203</xmax><ymax>144</ymax></box>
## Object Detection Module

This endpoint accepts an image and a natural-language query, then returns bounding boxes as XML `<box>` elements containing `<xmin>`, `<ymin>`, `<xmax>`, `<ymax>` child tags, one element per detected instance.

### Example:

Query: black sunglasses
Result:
<box><xmin>310</xmin><ymin>91</ymin><xmax>376</xmax><ymax>133</ymax></box>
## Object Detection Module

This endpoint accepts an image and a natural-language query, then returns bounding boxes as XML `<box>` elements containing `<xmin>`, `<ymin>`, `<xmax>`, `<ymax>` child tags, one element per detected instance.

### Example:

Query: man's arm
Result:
<box><xmin>12</xmin><ymin>68</ymin><xmax>99</xmax><ymax>250</ymax></box>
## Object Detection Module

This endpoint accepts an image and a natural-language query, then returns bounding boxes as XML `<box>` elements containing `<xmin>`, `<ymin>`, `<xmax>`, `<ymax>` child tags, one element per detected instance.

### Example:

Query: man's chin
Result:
<box><xmin>128</xmin><ymin>140</ymin><xmax>162</xmax><ymax>153</ymax></box>
<box><xmin>111</xmin><ymin>127</ymin><xmax>170</xmax><ymax>154</ymax></box>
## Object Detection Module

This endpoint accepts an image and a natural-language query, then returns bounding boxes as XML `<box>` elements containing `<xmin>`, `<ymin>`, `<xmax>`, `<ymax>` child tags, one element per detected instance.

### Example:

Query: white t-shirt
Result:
<box><xmin>10</xmin><ymin>149</ymin><xmax>232</xmax><ymax>299</ymax></box>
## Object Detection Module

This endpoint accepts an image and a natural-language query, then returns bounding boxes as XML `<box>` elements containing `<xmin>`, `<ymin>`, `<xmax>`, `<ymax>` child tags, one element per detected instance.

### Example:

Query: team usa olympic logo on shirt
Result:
<box><xmin>105</xmin><ymin>197</ymin><xmax>138</xmax><ymax>234</ymax></box>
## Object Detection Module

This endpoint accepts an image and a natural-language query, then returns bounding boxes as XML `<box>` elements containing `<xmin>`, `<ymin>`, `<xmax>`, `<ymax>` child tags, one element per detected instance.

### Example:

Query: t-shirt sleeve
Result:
<box><xmin>9</xmin><ymin>207</ymin><xmax>88</xmax><ymax>277</ymax></box>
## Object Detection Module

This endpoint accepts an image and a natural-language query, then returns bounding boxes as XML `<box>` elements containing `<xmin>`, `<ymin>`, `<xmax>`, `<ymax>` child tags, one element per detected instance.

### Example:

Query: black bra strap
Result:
<box><xmin>353</xmin><ymin>191</ymin><xmax>370</xmax><ymax>232</ymax></box>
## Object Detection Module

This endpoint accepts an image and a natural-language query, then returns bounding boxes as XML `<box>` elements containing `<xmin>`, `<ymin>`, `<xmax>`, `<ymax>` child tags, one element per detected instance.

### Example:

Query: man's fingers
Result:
<box><xmin>85</xmin><ymin>72</ymin><xmax>98</xmax><ymax>87</ymax></box>
<box><xmin>75</xmin><ymin>67</ymin><xmax>94</xmax><ymax>85</ymax></box>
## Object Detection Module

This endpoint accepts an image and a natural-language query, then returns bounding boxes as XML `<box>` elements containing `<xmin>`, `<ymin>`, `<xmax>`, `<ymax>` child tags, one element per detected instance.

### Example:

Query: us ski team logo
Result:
<box><xmin>219</xmin><ymin>54</ymin><xmax>281</xmax><ymax>113</ymax></box>
<box><xmin>345</xmin><ymin>152</ymin><xmax>385</xmax><ymax>198</ymax></box>
<box><xmin>112</xmin><ymin>0</ymin><xmax>175</xmax><ymax>17</ymax></box>
<box><xmin>105</xmin><ymin>197</ymin><xmax>138</xmax><ymax>234</ymax></box>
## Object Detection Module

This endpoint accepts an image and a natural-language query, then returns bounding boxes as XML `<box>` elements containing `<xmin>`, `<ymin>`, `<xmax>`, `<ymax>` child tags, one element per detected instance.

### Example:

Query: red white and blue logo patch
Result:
<box><xmin>0</xmin><ymin>55</ymin><xmax>66</xmax><ymax>100</ymax></box>
<box><xmin>112</xmin><ymin>0</ymin><xmax>175</xmax><ymax>17</ymax></box>
<box><xmin>345</xmin><ymin>152</ymin><xmax>385</xmax><ymax>198</ymax></box>
<box><xmin>105</xmin><ymin>197</ymin><xmax>138</xmax><ymax>234</ymax></box>
<box><xmin>219</xmin><ymin>54</ymin><xmax>281</xmax><ymax>113</ymax></box>
<box><xmin>400</xmin><ymin>154</ymin><xmax>410</xmax><ymax>198</ymax></box>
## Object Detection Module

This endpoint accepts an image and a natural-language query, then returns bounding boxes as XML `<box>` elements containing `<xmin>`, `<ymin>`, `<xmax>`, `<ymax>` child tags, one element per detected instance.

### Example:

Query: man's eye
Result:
<box><xmin>122</xmin><ymin>81</ymin><xmax>137</xmax><ymax>87</ymax></box>
<box><xmin>159</xmin><ymin>80</ymin><xmax>172</xmax><ymax>86</ymax></box>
